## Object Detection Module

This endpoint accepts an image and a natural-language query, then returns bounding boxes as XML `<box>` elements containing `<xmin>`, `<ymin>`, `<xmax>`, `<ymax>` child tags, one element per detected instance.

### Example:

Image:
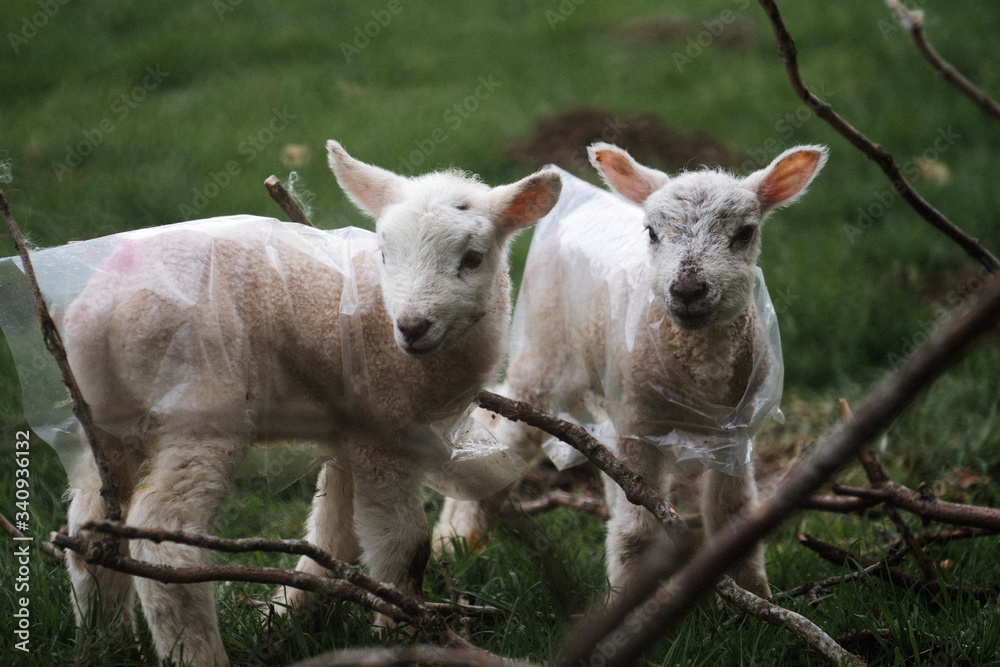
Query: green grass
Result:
<box><xmin>2</xmin><ymin>0</ymin><xmax>999</xmax><ymax>664</ymax></box>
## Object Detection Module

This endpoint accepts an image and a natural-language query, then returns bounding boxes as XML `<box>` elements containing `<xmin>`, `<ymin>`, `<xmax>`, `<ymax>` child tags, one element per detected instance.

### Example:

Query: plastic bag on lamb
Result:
<box><xmin>519</xmin><ymin>167</ymin><xmax>784</xmax><ymax>477</ymax></box>
<box><xmin>0</xmin><ymin>215</ymin><xmax>525</xmax><ymax>498</ymax></box>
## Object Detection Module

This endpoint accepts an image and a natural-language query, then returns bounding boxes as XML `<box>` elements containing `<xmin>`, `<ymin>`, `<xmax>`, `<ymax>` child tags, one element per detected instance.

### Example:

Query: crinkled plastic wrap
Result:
<box><xmin>516</xmin><ymin>168</ymin><xmax>784</xmax><ymax>477</ymax></box>
<box><xmin>0</xmin><ymin>215</ymin><xmax>525</xmax><ymax>499</ymax></box>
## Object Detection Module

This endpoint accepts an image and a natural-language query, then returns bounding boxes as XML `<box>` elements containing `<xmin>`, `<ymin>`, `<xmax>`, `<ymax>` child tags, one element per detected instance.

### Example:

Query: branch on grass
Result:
<box><xmin>265</xmin><ymin>175</ymin><xmax>313</xmax><ymax>226</ymax></box>
<box><xmin>797</xmin><ymin>532</ymin><xmax>999</xmax><ymax>603</ymax></box>
<box><xmin>0</xmin><ymin>191</ymin><xmax>124</xmax><ymax>547</ymax></box>
<box><xmin>841</xmin><ymin>399</ymin><xmax>939</xmax><ymax>584</ymax></box>
<box><xmin>291</xmin><ymin>645</ymin><xmax>532</xmax><ymax>667</ymax></box>
<box><xmin>476</xmin><ymin>391</ymin><xmax>689</xmax><ymax>540</ymax></box>
<box><xmin>562</xmin><ymin>274</ymin><xmax>1000</xmax><ymax>667</ymax></box>
<box><xmin>887</xmin><ymin>1</ymin><xmax>1000</xmax><ymax>122</ymax></box>
<box><xmin>52</xmin><ymin>531</ymin><xmax>485</xmax><ymax>651</ymax></box>
<box><xmin>798</xmin><ymin>494</ymin><xmax>880</xmax><ymax>513</ymax></box>
<box><xmin>1</xmin><ymin>510</ymin><xmax>63</xmax><ymax>563</ymax></box>
<box><xmin>479</xmin><ymin>387</ymin><xmax>863</xmax><ymax>666</ymax></box>
<box><xmin>501</xmin><ymin>490</ymin><xmax>610</xmax><ymax>521</ymax></box>
<box><xmin>715</xmin><ymin>576</ymin><xmax>867</xmax><ymax>667</ymax></box>
<box><xmin>831</xmin><ymin>483</ymin><xmax>1000</xmax><ymax>532</ymax></box>
<box><xmin>757</xmin><ymin>0</ymin><xmax>1000</xmax><ymax>273</ymax></box>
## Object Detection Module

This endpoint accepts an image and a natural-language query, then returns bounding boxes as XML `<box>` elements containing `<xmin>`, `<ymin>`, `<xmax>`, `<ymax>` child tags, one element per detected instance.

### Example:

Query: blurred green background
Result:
<box><xmin>1</xmin><ymin>1</ymin><xmax>999</xmax><ymax>664</ymax></box>
<box><xmin>1</xmin><ymin>0</ymin><xmax>997</xmax><ymax>405</ymax></box>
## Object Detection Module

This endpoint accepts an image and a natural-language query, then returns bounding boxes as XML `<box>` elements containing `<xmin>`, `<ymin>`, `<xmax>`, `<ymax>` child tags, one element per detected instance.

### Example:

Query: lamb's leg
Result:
<box><xmin>431</xmin><ymin>403</ymin><xmax>544</xmax><ymax>554</ymax></box>
<box><xmin>275</xmin><ymin>460</ymin><xmax>360</xmax><ymax>612</ymax></box>
<box><xmin>604</xmin><ymin>437</ymin><xmax>669</xmax><ymax>601</ymax></box>
<box><xmin>127</xmin><ymin>433</ymin><xmax>248</xmax><ymax>667</ymax></box>
<box><xmin>701</xmin><ymin>461</ymin><xmax>769</xmax><ymax>597</ymax></box>
<box><xmin>351</xmin><ymin>455</ymin><xmax>429</xmax><ymax>625</ymax></box>
<box><xmin>67</xmin><ymin>450</ymin><xmax>135</xmax><ymax>632</ymax></box>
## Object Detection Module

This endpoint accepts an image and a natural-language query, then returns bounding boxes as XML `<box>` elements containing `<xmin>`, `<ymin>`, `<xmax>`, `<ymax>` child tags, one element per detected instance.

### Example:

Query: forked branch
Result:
<box><xmin>758</xmin><ymin>0</ymin><xmax>1000</xmax><ymax>273</ymax></box>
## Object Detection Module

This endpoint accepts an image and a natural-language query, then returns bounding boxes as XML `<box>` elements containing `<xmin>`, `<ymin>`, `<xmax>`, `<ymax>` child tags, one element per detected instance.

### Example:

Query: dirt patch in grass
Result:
<box><xmin>506</xmin><ymin>106</ymin><xmax>743</xmax><ymax>177</ymax></box>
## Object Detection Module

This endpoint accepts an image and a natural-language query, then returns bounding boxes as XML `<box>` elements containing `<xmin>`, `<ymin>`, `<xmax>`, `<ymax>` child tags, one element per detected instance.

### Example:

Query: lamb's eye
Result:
<box><xmin>460</xmin><ymin>250</ymin><xmax>483</xmax><ymax>271</ymax></box>
<box><xmin>455</xmin><ymin>202</ymin><xmax>470</xmax><ymax>211</ymax></box>
<box><xmin>645</xmin><ymin>225</ymin><xmax>660</xmax><ymax>245</ymax></box>
<box><xmin>731</xmin><ymin>225</ymin><xmax>755</xmax><ymax>248</ymax></box>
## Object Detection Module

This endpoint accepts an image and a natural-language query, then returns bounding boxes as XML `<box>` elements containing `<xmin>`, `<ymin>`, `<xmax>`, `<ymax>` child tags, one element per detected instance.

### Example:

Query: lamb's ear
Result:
<box><xmin>588</xmin><ymin>142</ymin><xmax>669</xmax><ymax>205</ymax></box>
<box><xmin>327</xmin><ymin>140</ymin><xmax>404</xmax><ymax>218</ymax></box>
<box><xmin>744</xmin><ymin>145</ymin><xmax>828</xmax><ymax>215</ymax></box>
<box><xmin>490</xmin><ymin>169</ymin><xmax>562</xmax><ymax>232</ymax></box>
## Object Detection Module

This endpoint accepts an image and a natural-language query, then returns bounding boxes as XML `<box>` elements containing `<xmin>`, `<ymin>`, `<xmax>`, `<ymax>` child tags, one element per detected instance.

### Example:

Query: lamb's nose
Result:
<box><xmin>670</xmin><ymin>278</ymin><xmax>708</xmax><ymax>306</ymax></box>
<box><xmin>397</xmin><ymin>318</ymin><xmax>431</xmax><ymax>344</ymax></box>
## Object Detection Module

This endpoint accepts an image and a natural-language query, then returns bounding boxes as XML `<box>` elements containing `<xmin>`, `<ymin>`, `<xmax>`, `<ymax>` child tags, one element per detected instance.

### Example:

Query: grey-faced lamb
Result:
<box><xmin>433</xmin><ymin>142</ymin><xmax>827</xmax><ymax>599</ymax></box>
<box><xmin>61</xmin><ymin>141</ymin><xmax>561</xmax><ymax>666</ymax></box>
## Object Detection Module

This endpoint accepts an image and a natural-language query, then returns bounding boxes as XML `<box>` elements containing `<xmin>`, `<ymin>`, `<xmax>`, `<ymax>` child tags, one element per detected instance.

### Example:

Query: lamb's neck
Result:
<box><xmin>649</xmin><ymin>301</ymin><xmax>756</xmax><ymax>407</ymax></box>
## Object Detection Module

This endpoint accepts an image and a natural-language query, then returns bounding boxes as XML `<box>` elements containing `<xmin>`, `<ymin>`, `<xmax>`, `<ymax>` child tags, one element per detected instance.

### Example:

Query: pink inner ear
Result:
<box><xmin>760</xmin><ymin>151</ymin><xmax>821</xmax><ymax>208</ymax></box>
<box><xmin>594</xmin><ymin>150</ymin><xmax>655</xmax><ymax>204</ymax></box>
<box><xmin>504</xmin><ymin>184</ymin><xmax>556</xmax><ymax>228</ymax></box>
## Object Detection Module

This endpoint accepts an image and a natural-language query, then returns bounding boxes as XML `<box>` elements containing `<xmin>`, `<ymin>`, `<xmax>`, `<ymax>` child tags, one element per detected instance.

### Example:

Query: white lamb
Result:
<box><xmin>61</xmin><ymin>140</ymin><xmax>561</xmax><ymax>666</ymax></box>
<box><xmin>434</xmin><ymin>142</ymin><xmax>827</xmax><ymax>599</ymax></box>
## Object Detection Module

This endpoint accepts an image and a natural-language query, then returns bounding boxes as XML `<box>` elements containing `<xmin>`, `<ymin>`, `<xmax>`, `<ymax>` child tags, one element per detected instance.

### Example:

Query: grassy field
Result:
<box><xmin>1</xmin><ymin>0</ymin><xmax>999</xmax><ymax>664</ymax></box>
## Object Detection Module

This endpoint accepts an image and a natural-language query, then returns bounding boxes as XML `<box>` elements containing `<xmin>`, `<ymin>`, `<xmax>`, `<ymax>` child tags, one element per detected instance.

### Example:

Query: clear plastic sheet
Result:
<box><xmin>0</xmin><ymin>215</ymin><xmax>525</xmax><ymax>498</ymax></box>
<box><xmin>515</xmin><ymin>168</ymin><xmax>784</xmax><ymax>477</ymax></box>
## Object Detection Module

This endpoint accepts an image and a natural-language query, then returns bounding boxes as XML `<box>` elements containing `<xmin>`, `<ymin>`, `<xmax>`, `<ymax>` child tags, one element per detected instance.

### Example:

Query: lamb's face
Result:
<box><xmin>588</xmin><ymin>141</ymin><xmax>827</xmax><ymax>331</ymax></box>
<box><xmin>326</xmin><ymin>139</ymin><xmax>562</xmax><ymax>358</ymax></box>
<box><xmin>376</xmin><ymin>176</ymin><xmax>503</xmax><ymax>356</ymax></box>
<box><xmin>644</xmin><ymin>173</ymin><xmax>761</xmax><ymax>330</ymax></box>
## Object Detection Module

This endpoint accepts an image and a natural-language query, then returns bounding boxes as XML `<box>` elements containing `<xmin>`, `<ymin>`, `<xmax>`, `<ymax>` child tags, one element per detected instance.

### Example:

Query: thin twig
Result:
<box><xmin>715</xmin><ymin>576</ymin><xmax>866</xmax><ymax>667</ymax></box>
<box><xmin>757</xmin><ymin>0</ymin><xmax>1000</xmax><ymax>273</ymax></box>
<box><xmin>291</xmin><ymin>645</ymin><xmax>530</xmax><ymax>667</ymax></box>
<box><xmin>798</xmin><ymin>494</ymin><xmax>880</xmax><ymax>513</ymax></box>
<box><xmin>841</xmin><ymin>399</ymin><xmax>939</xmax><ymax>584</ymax></box>
<box><xmin>0</xmin><ymin>191</ymin><xmax>124</xmax><ymax>549</ymax></box>
<box><xmin>831</xmin><ymin>483</ymin><xmax>1000</xmax><ymax>532</ymax></box>
<box><xmin>265</xmin><ymin>175</ymin><xmax>313</xmax><ymax>226</ymax></box>
<box><xmin>1</xmin><ymin>510</ymin><xmax>64</xmax><ymax>562</ymax></box>
<box><xmin>887</xmin><ymin>1</ymin><xmax>1000</xmax><ymax>121</ymax></box>
<box><xmin>52</xmin><ymin>531</ymin><xmax>483</xmax><ymax>650</ymax></box>
<box><xmin>561</xmin><ymin>273</ymin><xmax>1000</xmax><ymax>667</ymax></box>
<box><xmin>476</xmin><ymin>392</ymin><xmax>689</xmax><ymax>540</ymax></box>
<box><xmin>501</xmin><ymin>490</ymin><xmax>610</xmax><ymax>521</ymax></box>
<box><xmin>797</xmin><ymin>533</ymin><xmax>998</xmax><ymax>603</ymax></box>
<box><xmin>83</xmin><ymin>520</ymin><xmax>424</xmax><ymax>621</ymax></box>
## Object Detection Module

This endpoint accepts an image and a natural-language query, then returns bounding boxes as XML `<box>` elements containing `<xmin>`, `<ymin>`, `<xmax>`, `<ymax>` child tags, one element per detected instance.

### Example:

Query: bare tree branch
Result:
<box><xmin>0</xmin><ymin>190</ymin><xmax>124</xmax><ymax>550</ymax></box>
<box><xmin>715</xmin><ymin>576</ymin><xmax>866</xmax><ymax>667</ymax></box>
<box><xmin>841</xmin><ymin>400</ymin><xmax>939</xmax><ymax>583</ymax></box>
<box><xmin>757</xmin><ymin>0</ymin><xmax>1000</xmax><ymax>273</ymax></box>
<box><xmin>797</xmin><ymin>533</ymin><xmax>998</xmax><ymax>603</ymax></box>
<box><xmin>476</xmin><ymin>392</ymin><xmax>690</xmax><ymax>541</ymax></box>
<box><xmin>290</xmin><ymin>645</ymin><xmax>532</xmax><ymax>667</ymax></box>
<box><xmin>501</xmin><ymin>490</ymin><xmax>610</xmax><ymax>521</ymax></box>
<box><xmin>831</xmin><ymin>483</ymin><xmax>1000</xmax><ymax>532</ymax></box>
<box><xmin>1</xmin><ymin>510</ymin><xmax>63</xmax><ymax>562</ymax></box>
<box><xmin>798</xmin><ymin>494</ymin><xmax>880</xmax><ymax>513</ymax></box>
<box><xmin>82</xmin><ymin>520</ymin><xmax>427</xmax><ymax>620</ymax></box>
<box><xmin>563</xmin><ymin>273</ymin><xmax>1000</xmax><ymax>666</ymax></box>
<box><xmin>887</xmin><ymin>1</ymin><xmax>1000</xmax><ymax>121</ymax></box>
<box><xmin>265</xmin><ymin>175</ymin><xmax>314</xmax><ymax>226</ymax></box>
<box><xmin>51</xmin><ymin>530</ymin><xmax>492</xmax><ymax>651</ymax></box>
